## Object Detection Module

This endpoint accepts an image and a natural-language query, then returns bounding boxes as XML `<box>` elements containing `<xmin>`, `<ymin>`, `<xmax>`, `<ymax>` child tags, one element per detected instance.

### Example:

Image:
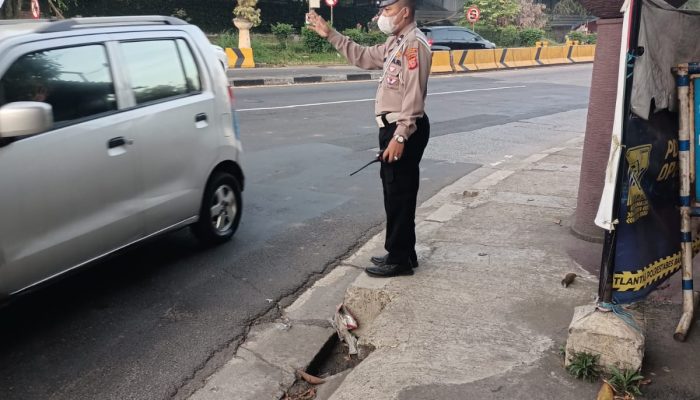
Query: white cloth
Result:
<box><xmin>595</xmin><ymin>0</ymin><xmax>633</xmax><ymax>230</ymax></box>
<box><xmin>631</xmin><ymin>0</ymin><xmax>700</xmax><ymax>118</ymax></box>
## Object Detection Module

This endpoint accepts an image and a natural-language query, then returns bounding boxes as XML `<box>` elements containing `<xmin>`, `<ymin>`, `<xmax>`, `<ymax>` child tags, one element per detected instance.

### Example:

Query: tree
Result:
<box><xmin>1</xmin><ymin>0</ymin><xmax>22</xmax><ymax>19</ymax></box>
<box><xmin>517</xmin><ymin>0</ymin><xmax>547</xmax><ymax>28</ymax></box>
<box><xmin>552</xmin><ymin>0</ymin><xmax>589</xmax><ymax>16</ymax></box>
<box><xmin>465</xmin><ymin>0</ymin><xmax>520</xmax><ymax>27</ymax></box>
<box><xmin>47</xmin><ymin>0</ymin><xmax>79</xmax><ymax>19</ymax></box>
<box><xmin>0</xmin><ymin>0</ymin><xmax>77</xmax><ymax>19</ymax></box>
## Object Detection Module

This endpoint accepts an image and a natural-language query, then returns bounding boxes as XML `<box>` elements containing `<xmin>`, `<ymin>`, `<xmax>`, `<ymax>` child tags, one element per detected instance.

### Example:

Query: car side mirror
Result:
<box><xmin>0</xmin><ymin>102</ymin><xmax>53</xmax><ymax>139</ymax></box>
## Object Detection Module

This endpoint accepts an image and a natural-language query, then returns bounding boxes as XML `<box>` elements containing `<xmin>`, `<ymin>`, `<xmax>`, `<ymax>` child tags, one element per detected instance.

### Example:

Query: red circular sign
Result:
<box><xmin>325</xmin><ymin>0</ymin><xmax>338</xmax><ymax>6</ymax></box>
<box><xmin>31</xmin><ymin>0</ymin><xmax>40</xmax><ymax>18</ymax></box>
<box><xmin>466</xmin><ymin>6</ymin><xmax>480</xmax><ymax>23</ymax></box>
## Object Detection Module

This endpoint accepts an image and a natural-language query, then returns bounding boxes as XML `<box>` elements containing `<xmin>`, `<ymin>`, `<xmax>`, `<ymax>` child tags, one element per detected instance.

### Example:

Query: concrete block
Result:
<box><xmin>527</xmin><ymin>162</ymin><xmax>581</xmax><ymax>173</ymax></box>
<box><xmin>284</xmin><ymin>266</ymin><xmax>363</xmax><ymax>322</ymax></box>
<box><xmin>315</xmin><ymin>370</ymin><xmax>351</xmax><ymax>400</ymax></box>
<box><xmin>491</xmin><ymin>191</ymin><xmax>577</xmax><ymax>209</ymax></box>
<box><xmin>189</xmin><ymin>347</ymin><xmax>292</xmax><ymax>400</ymax></box>
<box><xmin>565</xmin><ymin>304</ymin><xmax>645</xmax><ymax>372</ymax></box>
<box><xmin>342</xmin><ymin>233</ymin><xmax>384</xmax><ymax>268</ymax></box>
<box><xmin>473</xmin><ymin>170</ymin><xmax>515</xmax><ymax>190</ymax></box>
<box><xmin>343</xmin><ymin>273</ymin><xmax>396</xmax><ymax>337</ymax></box>
<box><xmin>242</xmin><ymin>323</ymin><xmax>335</xmax><ymax>373</ymax></box>
<box><xmin>425</xmin><ymin>203</ymin><xmax>464</xmax><ymax>223</ymax></box>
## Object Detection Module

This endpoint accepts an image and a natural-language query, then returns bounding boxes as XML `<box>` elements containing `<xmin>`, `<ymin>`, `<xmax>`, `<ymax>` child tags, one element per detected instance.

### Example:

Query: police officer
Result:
<box><xmin>307</xmin><ymin>0</ymin><xmax>431</xmax><ymax>277</ymax></box>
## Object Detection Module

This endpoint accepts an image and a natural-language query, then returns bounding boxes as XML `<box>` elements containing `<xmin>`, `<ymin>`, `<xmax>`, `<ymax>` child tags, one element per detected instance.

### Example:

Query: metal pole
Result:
<box><xmin>674</xmin><ymin>64</ymin><xmax>697</xmax><ymax>342</ymax></box>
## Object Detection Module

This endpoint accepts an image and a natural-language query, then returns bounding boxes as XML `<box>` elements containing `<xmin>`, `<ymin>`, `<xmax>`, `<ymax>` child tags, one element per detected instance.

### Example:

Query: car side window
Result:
<box><xmin>431</xmin><ymin>30</ymin><xmax>449</xmax><ymax>41</ymax></box>
<box><xmin>452</xmin><ymin>30</ymin><xmax>476</xmax><ymax>42</ymax></box>
<box><xmin>176</xmin><ymin>39</ymin><xmax>202</xmax><ymax>92</ymax></box>
<box><xmin>0</xmin><ymin>44</ymin><xmax>117</xmax><ymax>126</ymax></box>
<box><xmin>121</xmin><ymin>39</ymin><xmax>201</xmax><ymax>105</ymax></box>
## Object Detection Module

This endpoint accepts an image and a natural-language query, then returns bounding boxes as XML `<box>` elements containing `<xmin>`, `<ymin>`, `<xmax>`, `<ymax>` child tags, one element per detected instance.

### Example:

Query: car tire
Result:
<box><xmin>192</xmin><ymin>172</ymin><xmax>242</xmax><ymax>245</ymax></box>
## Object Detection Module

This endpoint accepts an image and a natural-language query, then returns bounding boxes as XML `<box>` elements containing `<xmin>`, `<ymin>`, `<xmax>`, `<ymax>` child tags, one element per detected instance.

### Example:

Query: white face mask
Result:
<box><xmin>377</xmin><ymin>8</ymin><xmax>404</xmax><ymax>35</ymax></box>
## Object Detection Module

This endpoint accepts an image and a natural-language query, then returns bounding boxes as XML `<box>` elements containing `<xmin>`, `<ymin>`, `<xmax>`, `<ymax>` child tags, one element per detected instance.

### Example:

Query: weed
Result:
<box><xmin>607</xmin><ymin>367</ymin><xmax>644</xmax><ymax>398</ymax></box>
<box><xmin>567</xmin><ymin>352</ymin><xmax>601</xmax><ymax>382</ymax></box>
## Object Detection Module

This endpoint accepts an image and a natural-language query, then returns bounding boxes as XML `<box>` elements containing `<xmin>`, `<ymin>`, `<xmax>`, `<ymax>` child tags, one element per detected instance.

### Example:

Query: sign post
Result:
<box><xmin>308</xmin><ymin>0</ymin><xmax>320</xmax><ymax>25</ymax></box>
<box><xmin>466</xmin><ymin>5</ymin><xmax>480</xmax><ymax>32</ymax></box>
<box><xmin>325</xmin><ymin>0</ymin><xmax>338</xmax><ymax>27</ymax></box>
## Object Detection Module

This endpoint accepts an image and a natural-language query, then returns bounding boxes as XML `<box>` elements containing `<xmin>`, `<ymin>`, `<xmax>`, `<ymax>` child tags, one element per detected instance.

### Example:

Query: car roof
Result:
<box><xmin>0</xmin><ymin>21</ymin><xmax>49</xmax><ymax>42</ymax></box>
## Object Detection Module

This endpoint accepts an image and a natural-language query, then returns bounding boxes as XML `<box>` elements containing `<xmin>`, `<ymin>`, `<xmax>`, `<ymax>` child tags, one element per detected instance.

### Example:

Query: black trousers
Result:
<box><xmin>378</xmin><ymin>115</ymin><xmax>430</xmax><ymax>265</ymax></box>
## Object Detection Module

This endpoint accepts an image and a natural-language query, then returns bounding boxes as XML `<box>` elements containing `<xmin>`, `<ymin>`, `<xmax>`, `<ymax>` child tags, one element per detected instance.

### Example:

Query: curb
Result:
<box><xmin>229</xmin><ymin>62</ymin><xmax>592</xmax><ymax>88</ymax></box>
<box><xmin>231</xmin><ymin>72</ymin><xmax>382</xmax><ymax>87</ymax></box>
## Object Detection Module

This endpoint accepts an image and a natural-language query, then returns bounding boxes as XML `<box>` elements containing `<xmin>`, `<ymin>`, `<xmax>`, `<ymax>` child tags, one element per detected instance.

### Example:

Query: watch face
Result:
<box><xmin>395</xmin><ymin>135</ymin><xmax>405</xmax><ymax>143</ymax></box>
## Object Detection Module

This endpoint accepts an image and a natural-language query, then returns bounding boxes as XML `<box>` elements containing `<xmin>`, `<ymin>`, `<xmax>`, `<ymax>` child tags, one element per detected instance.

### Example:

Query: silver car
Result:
<box><xmin>0</xmin><ymin>16</ymin><xmax>244</xmax><ymax>299</ymax></box>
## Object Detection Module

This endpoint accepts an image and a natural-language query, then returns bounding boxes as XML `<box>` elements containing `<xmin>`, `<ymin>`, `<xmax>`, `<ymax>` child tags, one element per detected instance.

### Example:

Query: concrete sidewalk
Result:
<box><xmin>189</xmin><ymin>110</ymin><xmax>700</xmax><ymax>400</ymax></box>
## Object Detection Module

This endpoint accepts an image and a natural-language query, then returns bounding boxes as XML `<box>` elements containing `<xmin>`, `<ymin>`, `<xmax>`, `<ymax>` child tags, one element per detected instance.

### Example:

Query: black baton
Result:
<box><xmin>349</xmin><ymin>150</ymin><xmax>384</xmax><ymax>176</ymax></box>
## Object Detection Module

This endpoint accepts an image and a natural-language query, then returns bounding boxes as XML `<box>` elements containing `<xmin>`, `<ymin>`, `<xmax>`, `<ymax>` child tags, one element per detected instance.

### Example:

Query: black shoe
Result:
<box><xmin>370</xmin><ymin>254</ymin><xmax>389</xmax><ymax>266</ymax></box>
<box><xmin>370</xmin><ymin>254</ymin><xmax>419</xmax><ymax>268</ymax></box>
<box><xmin>365</xmin><ymin>263</ymin><xmax>414</xmax><ymax>277</ymax></box>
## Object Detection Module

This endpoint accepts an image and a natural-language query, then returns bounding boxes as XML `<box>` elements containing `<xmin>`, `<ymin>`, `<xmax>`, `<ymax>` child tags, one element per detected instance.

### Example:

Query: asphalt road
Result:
<box><xmin>0</xmin><ymin>64</ymin><xmax>592</xmax><ymax>400</ymax></box>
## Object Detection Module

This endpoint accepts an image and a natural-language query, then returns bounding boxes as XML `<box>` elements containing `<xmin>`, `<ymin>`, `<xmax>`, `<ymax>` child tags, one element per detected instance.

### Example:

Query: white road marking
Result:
<box><xmin>237</xmin><ymin>85</ymin><xmax>527</xmax><ymax>112</ymax></box>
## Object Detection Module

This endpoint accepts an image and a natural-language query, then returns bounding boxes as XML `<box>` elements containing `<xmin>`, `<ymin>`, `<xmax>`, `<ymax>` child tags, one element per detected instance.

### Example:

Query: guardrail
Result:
<box><xmin>430</xmin><ymin>45</ymin><xmax>596</xmax><ymax>74</ymax></box>
<box><xmin>224</xmin><ymin>44</ymin><xmax>595</xmax><ymax>72</ymax></box>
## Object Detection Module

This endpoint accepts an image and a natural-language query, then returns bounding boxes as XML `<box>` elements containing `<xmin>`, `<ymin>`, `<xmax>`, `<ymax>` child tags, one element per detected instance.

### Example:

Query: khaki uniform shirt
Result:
<box><xmin>327</xmin><ymin>22</ymin><xmax>431</xmax><ymax>139</ymax></box>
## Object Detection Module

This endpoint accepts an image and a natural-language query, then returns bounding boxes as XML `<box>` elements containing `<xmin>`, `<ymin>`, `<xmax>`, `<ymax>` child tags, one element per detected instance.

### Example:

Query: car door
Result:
<box><xmin>114</xmin><ymin>33</ymin><xmax>216</xmax><ymax>233</ymax></box>
<box><xmin>447</xmin><ymin>29</ymin><xmax>466</xmax><ymax>50</ymax></box>
<box><xmin>432</xmin><ymin>30</ymin><xmax>450</xmax><ymax>48</ymax></box>
<box><xmin>0</xmin><ymin>38</ymin><xmax>144</xmax><ymax>295</ymax></box>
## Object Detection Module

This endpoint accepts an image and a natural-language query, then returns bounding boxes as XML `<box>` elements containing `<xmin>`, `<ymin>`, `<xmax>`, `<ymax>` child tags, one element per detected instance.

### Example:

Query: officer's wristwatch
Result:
<box><xmin>393</xmin><ymin>134</ymin><xmax>406</xmax><ymax>144</ymax></box>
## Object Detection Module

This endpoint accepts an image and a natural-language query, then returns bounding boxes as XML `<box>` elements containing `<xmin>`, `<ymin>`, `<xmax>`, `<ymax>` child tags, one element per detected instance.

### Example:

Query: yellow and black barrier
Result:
<box><xmin>569</xmin><ymin>44</ymin><xmax>596</xmax><ymax>63</ymax></box>
<box><xmin>432</xmin><ymin>45</ymin><xmax>596</xmax><ymax>74</ymax></box>
<box><xmin>225</xmin><ymin>47</ymin><xmax>255</xmax><ymax>68</ymax></box>
<box><xmin>430</xmin><ymin>51</ymin><xmax>453</xmax><ymax>73</ymax></box>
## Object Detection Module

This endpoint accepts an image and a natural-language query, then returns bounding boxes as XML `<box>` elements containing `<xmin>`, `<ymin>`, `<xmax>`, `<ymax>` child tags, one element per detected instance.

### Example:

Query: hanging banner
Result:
<box><xmin>612</xmin><ymin>111</ymin><xmax>684</xmax><ymax>303</ymax></box>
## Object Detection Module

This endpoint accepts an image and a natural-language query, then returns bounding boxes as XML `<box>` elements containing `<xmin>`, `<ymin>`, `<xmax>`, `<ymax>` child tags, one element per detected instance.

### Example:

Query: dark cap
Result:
<box><xmin>376</xmin><ymin>0</ymin><xmax>399</xmax><ymax>8</ymax></box>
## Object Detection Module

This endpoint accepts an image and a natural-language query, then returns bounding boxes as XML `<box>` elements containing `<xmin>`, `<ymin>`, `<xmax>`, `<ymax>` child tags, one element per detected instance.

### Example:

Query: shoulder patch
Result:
<box><xmin>406</xmin><ymin>47</ymin><xmax>418</xmax><ymax>70</ymax></box>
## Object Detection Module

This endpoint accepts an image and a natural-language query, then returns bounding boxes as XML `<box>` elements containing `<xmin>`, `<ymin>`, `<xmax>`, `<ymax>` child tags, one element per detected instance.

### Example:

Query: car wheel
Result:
<box><xmin>192</xmin><ymin>172</ymin><xmax>242</xmax><ymax>245</ymax></box>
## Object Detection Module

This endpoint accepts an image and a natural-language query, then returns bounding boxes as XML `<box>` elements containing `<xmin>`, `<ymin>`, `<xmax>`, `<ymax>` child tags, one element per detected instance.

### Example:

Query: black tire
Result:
<box><xmin>192</xmin><ymin>172</ymin><xmax>242</xmax><ymax>245</ymax></box>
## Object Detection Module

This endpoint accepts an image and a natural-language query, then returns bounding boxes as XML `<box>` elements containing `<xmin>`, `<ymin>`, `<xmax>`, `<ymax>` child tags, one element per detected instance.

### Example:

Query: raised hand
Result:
<box><xmin>305</xmin><ymin>10</ymin><xmax>330</xmax><ymax>38</ymax></box>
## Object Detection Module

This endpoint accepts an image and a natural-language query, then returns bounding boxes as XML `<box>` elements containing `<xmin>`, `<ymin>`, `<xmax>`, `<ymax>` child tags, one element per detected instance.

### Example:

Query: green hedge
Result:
<box><xmin>471</xmin><ymin>24</ymin><xmax>546</xmax><ymax>47</ymax></box>
<box><xmin>340</xmin><ymin>28</ymin><xmax>387</xmax><ymax>46</ymax></box>
<box><xmin>566</xmin><ymin>31</ymin><xmax>597</xmax><ymax>44</ymax></box>
<box><xmin>301</xmin><ymin>27</ymin><xmax>334</xmax><ymax>53</ymax></box>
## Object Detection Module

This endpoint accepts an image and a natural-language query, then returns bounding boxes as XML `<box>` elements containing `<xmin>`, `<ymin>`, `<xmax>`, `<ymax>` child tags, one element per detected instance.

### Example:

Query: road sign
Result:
<box><xmin>31</xmin><ymin>0</ymin><xmax>40</xmax><ymax>19</ymax></box>
<box><xmin>466</xmin><ymin>6</ymin><xmax>480</xmax><ymax>24</ymax></box>
<box><xmin>325</xmin><ymin>0</ymin><xmax>338</xmax><ymax>6</ymax></box>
